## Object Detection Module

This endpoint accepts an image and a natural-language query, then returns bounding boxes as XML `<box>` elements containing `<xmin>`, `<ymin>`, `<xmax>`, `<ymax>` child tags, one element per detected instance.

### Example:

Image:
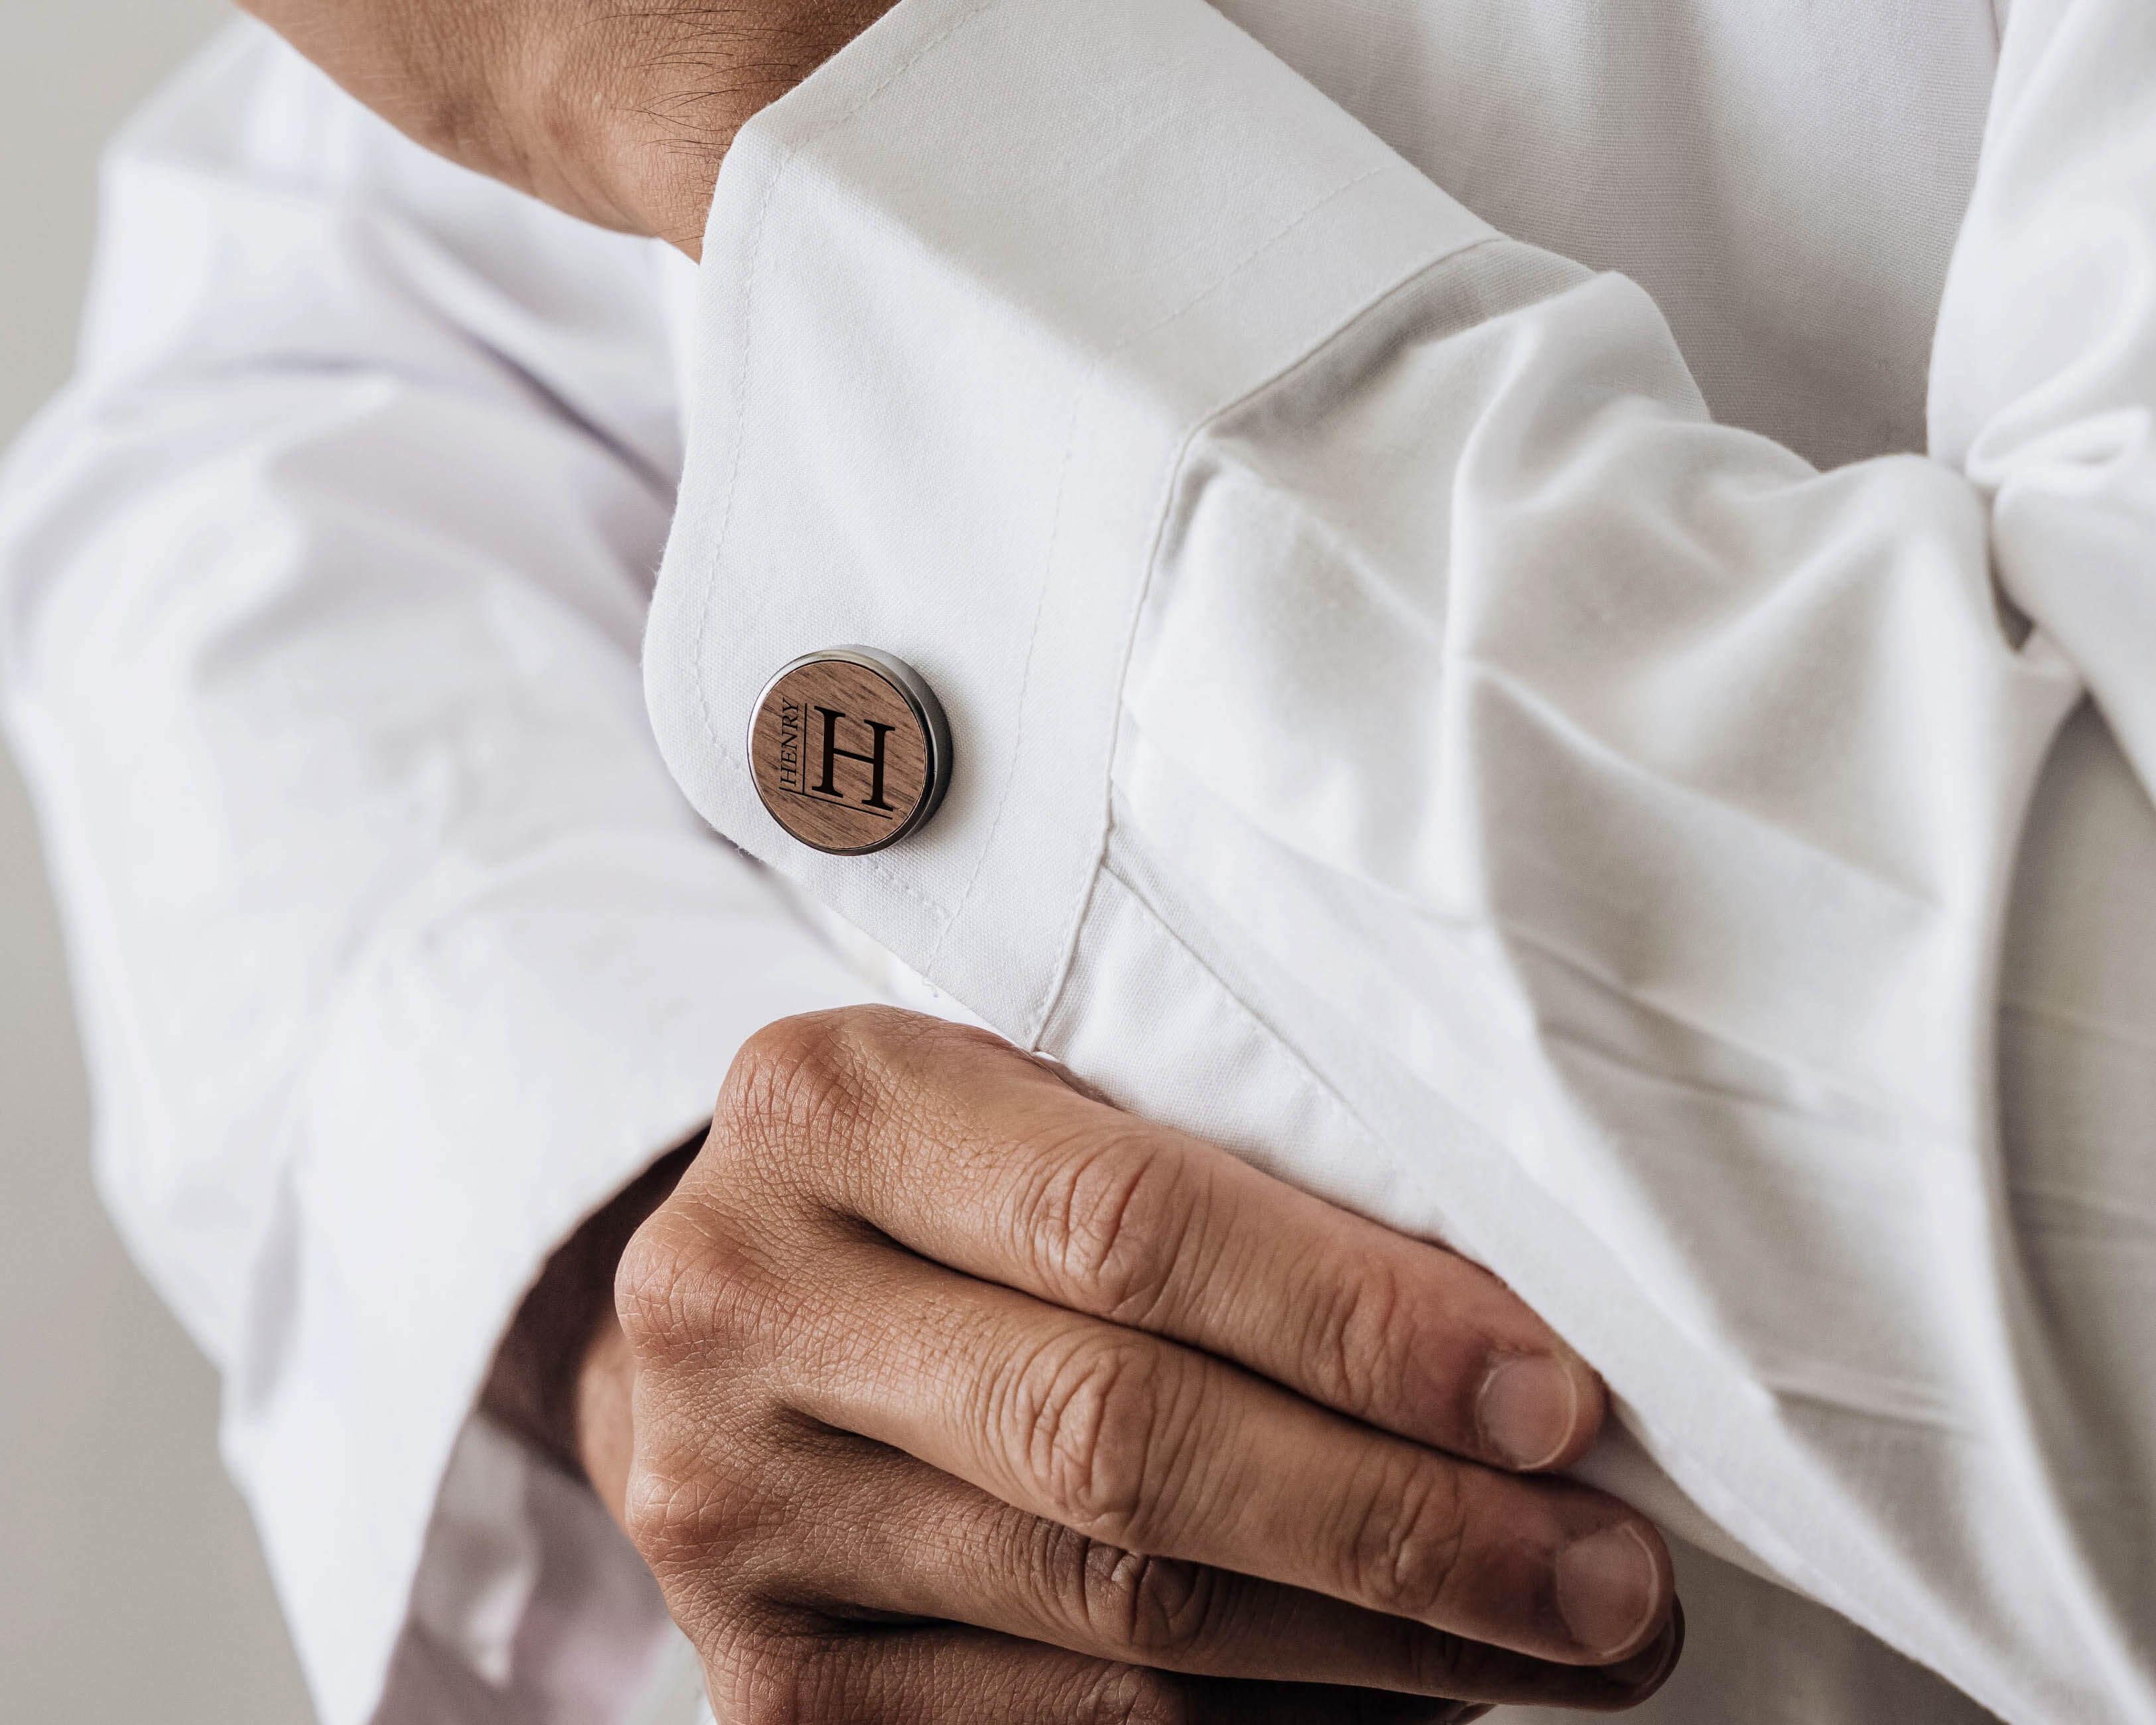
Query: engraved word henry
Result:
<box><xmin>748</xmin><ymin>648</ymin><xmax>952</xmax><ymax>857</ymax></box>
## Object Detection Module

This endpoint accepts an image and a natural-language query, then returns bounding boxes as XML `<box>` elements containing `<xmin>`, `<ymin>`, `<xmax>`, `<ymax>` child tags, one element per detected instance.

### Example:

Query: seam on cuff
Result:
<box><xmin>686</xmin><ymin>0</ymin><xmax>1016</xmax><ymax>909</ymax></box>
<box><xmin>931</xmin><ymin>159</ymin><xmax>1408</xmax><ymax>989</ymax></box>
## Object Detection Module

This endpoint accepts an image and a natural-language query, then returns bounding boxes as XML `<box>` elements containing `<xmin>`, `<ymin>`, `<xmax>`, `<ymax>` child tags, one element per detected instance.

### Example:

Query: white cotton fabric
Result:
<box><xmin>0</xmin><ymin>1</ymin><xmax>2152</xmax><ymax>1722</ymax></box>
<box><xmin>648</xmin><ymin>0</ymin><xmax>2156</xmax><ymax>1721</ymax></box>
<box><xmin>0</xmin><ymin>30</ymin><xmax>874</xmax><ymax>1723</ymax></box>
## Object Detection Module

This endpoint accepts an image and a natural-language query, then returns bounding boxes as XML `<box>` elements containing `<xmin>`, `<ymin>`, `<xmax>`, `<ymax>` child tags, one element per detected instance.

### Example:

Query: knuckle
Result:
<box><xmin>1300</xmin><ymin>1255</ymin><xmax>1407</xmax><ymax>1414</ymax></box>
<box><xmin>714</xmin><ymin>1631</ymin><xmax>844</xmax><ymax>1725</ymax></box>
<box><xmin>1077</xmin><ymin>1664</ymin><xmax>1196</xmax><ymax>1725</ymax></box>
<box><xmin>715</xmin><ymin>1008</ymin><xmax>1030</xmax><ymax>1201</ymax></box>
<box><xmin>613</xmin><ymin>1203</ymin><xmax>775</xmax><ymax>1367</ymax></box>
<box><xmin>1032</xmin><ymin>1136</ymin><xmax>1201</xmax><ymax>1326</ymax></box>
<box><xmin>1008</xmin><ymin>1334</ymin><xmax>1194</xmax><ymax>1547</ymax></box>
<box><xmin>714</xmin><ymin>1008</ymin><xmax>937</xmax><ymax>1176</ymax></box>
<box><xmin>1077</xmin><ymin>1543</ymin><xmax>1225</xmax><ymax>1662</ymax></box>
<box><xmin>622</xmin><ymin>1440</ymin><xmax>775</xmax><ymax>1575</ymax></box>
<box><xmin>1399</xmin><ymin>1629</ymin><xmax>1503</xmax><ymax>1706</ymax></box>
<box><xmin>1350</xmin><ymin>1456</ymin><xmax>1471</xmax><ymax>1622</ymax></box>
<box><xmin>612</xmin><ymin>1207</ymin><xmax>702</xmax><ymax>1351</ymax></box>
<box><xmin>716</xmin><ymin>1013</ymin><xmax>863</xmax><ymax>1149</ymax></box>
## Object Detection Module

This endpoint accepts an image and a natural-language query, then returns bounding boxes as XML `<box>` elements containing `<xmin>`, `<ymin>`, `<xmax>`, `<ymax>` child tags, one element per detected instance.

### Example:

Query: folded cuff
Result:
<box><xmin>228</xmin><ymin>834</ymin><xmax>871</xmax><ymax>1725</ymax></box>
<box><xmin>645</xmin><ymin>0</ymin><xmax>1492</xmax><ymax>1034</ymax></box>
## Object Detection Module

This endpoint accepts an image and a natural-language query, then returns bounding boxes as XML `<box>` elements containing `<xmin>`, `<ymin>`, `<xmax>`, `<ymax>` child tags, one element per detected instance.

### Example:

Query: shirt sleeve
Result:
<box><xmin>640</xmin><ymin>0</ymin><xmax>2156</xmax><ymax>1718</ymax></box>
<box><xmin>0</xmin><ymin>25</ymin><xmax>878</xmax><ymax>1725</ymax></box>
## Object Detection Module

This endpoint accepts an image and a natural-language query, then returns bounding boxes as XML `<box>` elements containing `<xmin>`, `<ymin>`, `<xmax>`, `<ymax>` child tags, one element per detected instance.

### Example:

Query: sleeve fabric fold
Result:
<box><xmin>0</xmin><ymin>27</ymin><xmax>876</xmax><ymax>1724</ymax></box>
<box><xmin>644</xmin><ymin>0</ymin><xmax>2156</xmax><ymax>1718</ymax></box>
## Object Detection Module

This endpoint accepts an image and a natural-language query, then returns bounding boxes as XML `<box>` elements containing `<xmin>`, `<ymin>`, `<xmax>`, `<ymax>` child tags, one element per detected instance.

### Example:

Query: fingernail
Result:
<box><xmin>1556</xmin><ymin>1523</ymin><xmax>1662</xmax><ymax>1657</ymax></box>
<box><xmin>1475</xmin><ymin>1355</ymin><xmax>1580</xmax><ymax>1470</ymax></box>
<box><xmin>1595</xmin><ymin>1592</ymin><xmax>1686</xmax><ymax>1697</ymax></box>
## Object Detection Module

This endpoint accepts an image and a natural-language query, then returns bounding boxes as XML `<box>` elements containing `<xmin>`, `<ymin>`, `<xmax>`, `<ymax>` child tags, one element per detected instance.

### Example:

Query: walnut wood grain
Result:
<box><xmin>750</xmin><ymin>656</ymin><xmax>939</xmax><ymax>855</ymax></box>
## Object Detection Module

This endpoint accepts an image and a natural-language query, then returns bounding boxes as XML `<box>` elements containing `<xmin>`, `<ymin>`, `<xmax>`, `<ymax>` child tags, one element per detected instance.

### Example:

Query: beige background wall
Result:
<box><xmin>0</xmin><ymin>3</ymin><xmax>316</xmax><ymax>1720</ymax></box>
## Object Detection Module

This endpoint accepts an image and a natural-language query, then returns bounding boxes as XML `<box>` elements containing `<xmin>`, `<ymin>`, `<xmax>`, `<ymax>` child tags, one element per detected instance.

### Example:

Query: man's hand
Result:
<box><xmin>236</xmin><ymin>0</ymin><xmax>892</xmax><ymax>252</ymax></box>
<box><xmin>588</xmin><ymin>1009</ymin><xmax>1681</xmax><ymax>1722</ymax></box>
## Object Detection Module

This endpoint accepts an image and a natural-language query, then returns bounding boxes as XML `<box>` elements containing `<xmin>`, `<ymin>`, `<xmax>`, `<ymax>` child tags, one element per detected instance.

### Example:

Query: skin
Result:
<box><xmin>232</xmin><ymin>5</ymin><xmax>1687</xmax><ymax>1714</ymax></box>
<box><xmin>235</xmin><ymin>0</ymin><xmax>897</xmax><ymax>255</ymax></box>
<box><xmin>498</xmin><ymin>1010</ymin><xmax>1681</xmax><ymax>1720</ymax></box>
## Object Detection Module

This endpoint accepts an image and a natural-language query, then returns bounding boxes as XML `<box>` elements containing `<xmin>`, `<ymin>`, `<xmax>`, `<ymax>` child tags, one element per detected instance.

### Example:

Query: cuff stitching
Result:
<box><xmin>688</xmin><ymin>0</ymin><xmax>1019</xmax><ymax>925</ymax></box>
<box><xmin>931</xmin><ymin>159</ymin><xmax>1411</xmax><ymax>993</ymax></box>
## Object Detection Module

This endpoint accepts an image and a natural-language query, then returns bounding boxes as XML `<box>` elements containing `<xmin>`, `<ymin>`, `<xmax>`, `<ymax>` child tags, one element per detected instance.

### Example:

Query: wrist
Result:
<box><xmin>480</xmin><ymin>1138</ymin><xmax>701</xmax><ymax>1503</ymax></box>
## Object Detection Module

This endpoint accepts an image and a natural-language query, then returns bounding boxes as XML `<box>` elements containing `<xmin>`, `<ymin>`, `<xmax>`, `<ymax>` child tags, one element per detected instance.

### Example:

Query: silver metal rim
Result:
<box><xmin>748</xmin><ymin>646</ymin><xmax>953</xmax><ymax>856</ymax></box>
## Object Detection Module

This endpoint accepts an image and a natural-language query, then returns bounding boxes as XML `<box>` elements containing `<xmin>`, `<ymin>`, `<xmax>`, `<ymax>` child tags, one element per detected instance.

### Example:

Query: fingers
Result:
<box><xmin>624</xmin><ymin>1007</ymin><xmax>1682</xmax><ymax>1713</ymax></box>
<box><xmin>707</xmin><ymin>1620</ymin><xmax>1490</xmax><ymax>1725</ymax></box>
<box><xmin>759</xmin><ymin>1428</ymin><xmax>1684</xmax><ymax>1711</ymax></box>
<box><xmin>693</xmin><ymin>1223</ymin><xmax>1673</xmax><ymax>1667</ymax></box>
<box><xmin>704</xmin><ymin>1009</ymin><xmax>1603</xmax><ymax>1475</ymax></box>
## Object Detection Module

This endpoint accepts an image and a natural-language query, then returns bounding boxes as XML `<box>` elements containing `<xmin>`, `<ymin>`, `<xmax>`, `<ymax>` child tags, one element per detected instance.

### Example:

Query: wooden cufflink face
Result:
<box><xmin>748</xmin><ymin>648</ymin><xmax>953</xmax><ymax>857</ymax></box>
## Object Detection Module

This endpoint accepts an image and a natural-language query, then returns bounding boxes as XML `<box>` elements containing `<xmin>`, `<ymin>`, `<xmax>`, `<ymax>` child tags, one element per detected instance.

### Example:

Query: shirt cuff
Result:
<box><xmin>233</xmin><ymin>835</ymin><xmax>873</xmax><ymax>1725</ymax></box>
<box><xmin>645</xmin><ymin>0</ymin><xmax>1491</xmax><ymax>1038</ymax></box>
<box><xmin>640</xmin><ymin>7</ymin><xmax>2102</xmax><ymax>1717</ymax></box>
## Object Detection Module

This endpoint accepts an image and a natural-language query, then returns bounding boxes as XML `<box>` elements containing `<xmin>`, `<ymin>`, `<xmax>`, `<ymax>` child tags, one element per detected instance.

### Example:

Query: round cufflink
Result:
<box><xmin>748</xmin><ymin>647</ymin><xmax>953</xmax><ymax>857</ymax></box>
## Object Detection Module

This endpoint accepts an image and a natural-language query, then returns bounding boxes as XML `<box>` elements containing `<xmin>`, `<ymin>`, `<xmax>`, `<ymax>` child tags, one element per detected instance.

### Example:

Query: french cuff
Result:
<box><xmin>227</xmin><ymin>835</ymin><xmax>872</xmax><ymax>1725</ymax></box>
<box><xmin>645</xmin><ymin>0</ymin><xmax>1493</xmax><ymax>1034</ymax></box>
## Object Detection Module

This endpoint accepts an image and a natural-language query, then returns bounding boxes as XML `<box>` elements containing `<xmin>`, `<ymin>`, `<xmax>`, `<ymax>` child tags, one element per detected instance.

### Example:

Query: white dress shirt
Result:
<box><xmin>3</xmin><ymin>1</ymin><xmax>2153</xmax><ymax>1722</ymax></box>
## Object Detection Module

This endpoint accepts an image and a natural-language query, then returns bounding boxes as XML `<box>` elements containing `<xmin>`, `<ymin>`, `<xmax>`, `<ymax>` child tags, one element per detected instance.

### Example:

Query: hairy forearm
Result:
<box><xmin>237</xmin><ymin>0</ymin><xmax>895</xmax><ymax>253</ymax></box>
